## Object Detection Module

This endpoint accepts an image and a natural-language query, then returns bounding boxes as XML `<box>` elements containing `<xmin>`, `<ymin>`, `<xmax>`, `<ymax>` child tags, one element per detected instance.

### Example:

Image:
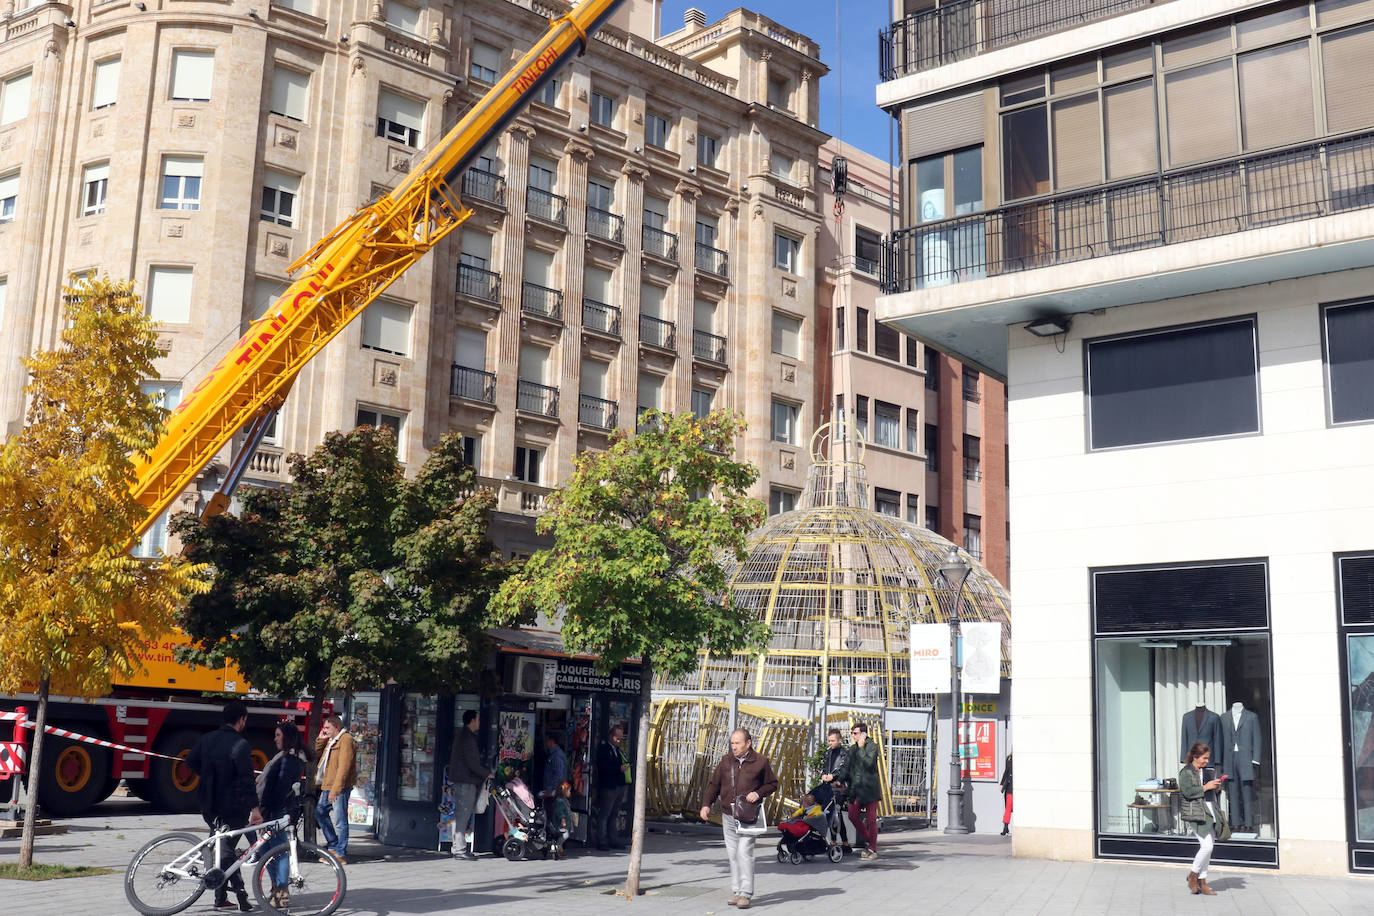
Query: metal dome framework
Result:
<box><xmin>662</xmin><ymin>420</ymin><xmax>1011</xmax><ymax>708</ymax></box>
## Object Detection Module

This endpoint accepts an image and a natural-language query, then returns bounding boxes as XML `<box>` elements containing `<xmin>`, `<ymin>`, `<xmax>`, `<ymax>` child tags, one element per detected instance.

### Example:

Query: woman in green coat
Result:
<box><xmin>836</xmin><ymin>722</ymin><xmax>883</xmax><ymax>859</ymax></box>
<box><xmin>1179</xmin><ymin>742</ymin><xmax>1225</xmax><ymax>896</ymax></box>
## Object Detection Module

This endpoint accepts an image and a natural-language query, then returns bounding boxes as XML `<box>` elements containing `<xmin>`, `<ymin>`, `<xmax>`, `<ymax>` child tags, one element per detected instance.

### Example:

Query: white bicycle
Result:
<box><xmin>124</xmin><ymin>806</ymin><xmax>346</xmax><ymax>916</ymax></box>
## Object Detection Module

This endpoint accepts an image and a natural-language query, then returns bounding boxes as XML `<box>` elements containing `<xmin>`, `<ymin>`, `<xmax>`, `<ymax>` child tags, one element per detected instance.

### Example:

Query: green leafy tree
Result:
<box><xmin>172</xmin><ymin>427</ymin><xmax>506</xmax><ymax>740</ymax></box>
<box><xmin>490</xmin><ymin>409</ymin><xmax>768</xmax><ymax>898</ymax></box>
<box><xmin>0</xmin><ymin>278</ymin><xmax>208</xmax><ymax>868</ymax></box>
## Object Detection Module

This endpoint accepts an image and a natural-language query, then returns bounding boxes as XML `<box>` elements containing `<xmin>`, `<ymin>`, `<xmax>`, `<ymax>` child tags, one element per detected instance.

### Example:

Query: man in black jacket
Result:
<box><xmin>186</xmin><ymin>701</ymin><xmax>262</xmax><ymax>911</ymax></box>
<box><xmin>448</xmin><ymin>709</ymin><xmax>488</xmax><ymax>860</ymax></box>
<box><xmin>817</xmin><ymin>727</ymin><xmax>850</xmax><ymax>848</ymax></box>
<box><xmin>593</xmin><ymin>725</ymin><xmax>631</xmax><ymax>851</ymax></box>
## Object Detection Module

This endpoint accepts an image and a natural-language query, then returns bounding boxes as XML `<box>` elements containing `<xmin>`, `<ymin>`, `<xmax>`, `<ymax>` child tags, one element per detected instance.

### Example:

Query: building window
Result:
<box><xmin>875</xmin><ymin>323</ymin><xmax>901</xmax><ymax>361</ymax></box>
<box><xmin>767</xmin><ymin>75</ymin><xmax>790</xmax><ymax>110</ymax></box>
<box><xmin>772</xmin><ymin>311</ymin><xmax>801</xmax><ymax>358</ymax></box>
<box><xmin>587</xmin><ymin>178</ymin><xmax>614</xmax><ymax>212</ymax></box>
<box><xmin>528</xmin><ymin>156</ymin><xmax>556</xmax><ymax>193</ymax></box>
<box><xmin>357</xmin><ymin>406</ymin><xmax>404</xmax><ymax>453</ymax></box>
<box><xmin>873</xmin><ymin>401</ymin><xmax>901</xmax><ymax>450</ymax></box>
<box><xmin>1337</xmin><ymin>552</ymin><xmax>1374</xmax><ymax>858</ymax></box>
<box><xmin>924</xmin><ymin>345</ymin><xmax>939</xmax><ymax>389</ymax></box>
<box><xmin>696</xmin><ymin>217</ymin><xmax>718</xmax><ymax>249</ymax></box>
<box><xmin>360</xmin><ymin>300</ymin><xmax>411</xmax><ymax>357</ymax></box>
<box><xmin>270</xmin><ymin>67</ymin><xmax>309</xmax><ymax>121</ymax></box>
<box><xmin>906</xmin><ymin>336</ymin><xmax>920</xmax><ymax>368</ymax></box>
<box><xmin>92</xmin><ymin>58</ymin><xmax>120</xmax><ymax>110</ymax></box>
<box><xmin>771</xmin><ymin>399</ymin><xmax>800</xmax><ymax>445</ymax></box>
<box><xmin>260</xmin><ymin>169</ymin><xmax>300</xmax><ymax>227</ymax></box>
<box><xmin>646</xmin><ymin>112</ymin><xmax>670</xmax><ymax>148</ymax></box>
<box><xmin>855</xmin><ymin>395</ymin><xmax>869</xmax><ymax>440</ymax></box>
<box><xmin>133</xmin><ymin>509</ymin><xmax>170</xmax><ymax>559</ymax></box>
<box><xmin>535</xmin><ymin>78</ymin><xmax>560</xmax><ymax>106</ymax></box>
<box><xmin>514</xmin><ymin>445</ymin><xmax>542</xmax><ymax>483</ymax></box>
<box><xmin>770</xmin><ymin>152</ymin><xmax>793</xmax><ymax>182</ymax></box>
<box><xmin>159</xmin><ymin>156</ymin><xmax>203</xmax><ymax>210</ymax></box>
<box><xmin>774</xmin><ymin>232</ymin><xmax>801</xmax><ymax>273</ymax></box>
<box><xmin>906</xmin><ymin>409</ymin><xmax>919</xmax><ymax>453</ymax></box>
<box><xmin>963</xmin><ymin>514</ymin><xmax>981</xmax><ymax>559</ymax></box>
<box><xmin>856</xmin><ymin>308</ymin><xmax>869</xmax><ymax>352</ymax></box>
<box><xmin>637</xmin><ymin>372</ymin><xmax>664</xmax><ymax>418</ymax></box>
<box><xmin>459</xmin><ymin>433</ymin><xmax>481</xmax><ymax>470</ymax></box>
<box><xmin>855</xmin><ymin>226</ymin><xmax>882</xmax><ymax>274</ymax></box>
<box><xmin>0</xmin><ymin>70</ymin><xmax>30</xmax><ymax>126</ymax></box>
<box><xmin>925</xmin><ymin>505</ymin><xmax>938</xmax><ymax>532</ymax></box>
<box><xmin>147</xmin><ymin>266</ymin><xmax>194</xmax><ymax>324</ymax></box>
<box><xmin>906</xmin><ymin>494</ymin><xmax>920</xmax><ymax>524</ymax></box>
<box><xmin>835</xmin><ymin>307</ymin><xmax>844</xmax><ymax>350</ymax></box>
<box><xmin>81</xmin><ymin>163</ymin><xmax>109</xmax><ymax>217</ymax></box>
<box><xmin>170</xmin><ymin>50</ymin><xmax>214</xmax><ymax>102</ymax></box>
<box><xmin>274</xmin><ymin>0</ymin><xmax>313</xmax><ymax>10</ymax></box>
<box><xmin>924</xmin><ymin>423</ymin><xmax>938</xmax><ymax>470</ymax></box>
<box><xmin>1324</xmin><ymin>299</ymin><xmax>1374</xmax><ymax>425</ymax></box>
<box><xmin>963</xmin><ymin>367</ymin><xmax>981</xmax><ymax>402</ymax></box>
<box><xmin>769</xmin><ymin>487</ymin><xmax>798</xmax><ymax>516</ymax></box>
<box><xmin>698</xmin><ymin>132</ymin><xmax>719</xmax><ymax>168</ymax></box>
<box><xmin>963</xmin><ymin>434</ymin><xmax>981</xmax><ymax>481</ymax></box>
<box><xmin>469</xmin><ymin>42</ymin><xmax>500</xmax><ymax>84</ymax></box>
<box><xmin>377</xmin><ymin>88</ymin><xmax>424</xmax><ymax>148</ymax></box>
<box><xmin>1087</xmin><ymin>317</ymin><xmax>1260</xmax><ymax>450</ymax></box>
<box><xmin>385</xmin><ymin>0</ymin><xmax>423</xmax><ymax>36</ymax></box>
<box><xmin>140</xmin><ymin>380</ymin><xmax>183</xmax><ymax>412</ymax></box>
<box><xmin>875</xmin><ymin>488</ymin><xmax>901</xmax><ymax>517</ymax></box>
<box><xmin>691</xmin><ymin>387</ymin><xmax>713</xmax><ymax>419</ymax></box>
<box><xmin>590</xmin><ymin>91</ymin><xmax>616</xmax><ymax>128</ymax></box>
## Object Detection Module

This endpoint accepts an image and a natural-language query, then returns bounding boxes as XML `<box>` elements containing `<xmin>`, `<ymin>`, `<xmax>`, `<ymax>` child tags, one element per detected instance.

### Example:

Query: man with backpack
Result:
<box><xmin>185</xmin><ymin>700</ymin><xmax>261</xmax><ymax>912</ymax></box>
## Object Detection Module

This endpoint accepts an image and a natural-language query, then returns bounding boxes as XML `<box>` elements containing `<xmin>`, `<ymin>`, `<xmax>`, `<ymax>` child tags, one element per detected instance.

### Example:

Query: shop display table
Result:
<box><xmin>1128</xmin><ymin>788</ymin><xmax>1178</xmax><ymax>835</ymax></box>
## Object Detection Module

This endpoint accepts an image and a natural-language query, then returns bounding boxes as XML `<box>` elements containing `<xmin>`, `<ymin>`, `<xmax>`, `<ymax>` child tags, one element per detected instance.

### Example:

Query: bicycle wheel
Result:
<box><xmin>250</xmin><ymin>840</ymin><xmax>346</xmax><ymax>916</ymax></box>
<box><xmin>124</xmin><ymin>831</ymin><xmax>209</xmax><ymax>916</ymax></box>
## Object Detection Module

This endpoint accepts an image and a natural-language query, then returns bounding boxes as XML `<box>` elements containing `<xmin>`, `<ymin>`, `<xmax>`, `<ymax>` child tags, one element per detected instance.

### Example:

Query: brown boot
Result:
<box><xmin>1198</xmin><ymin>879</ymin><xmax>1216</xmax><ymax>896</ymax></box>
<box><xmin>1186</xmin><ymin>871</ymin><xmax>1199</xmax><ymax>894</ymax></box>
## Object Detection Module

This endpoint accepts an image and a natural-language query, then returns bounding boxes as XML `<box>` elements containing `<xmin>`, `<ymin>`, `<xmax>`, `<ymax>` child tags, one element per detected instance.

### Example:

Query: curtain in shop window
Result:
<box><xmin>1151</xmin><ymin>645</ymin><xmax>1226</xmax><ymax>782</ymax></box>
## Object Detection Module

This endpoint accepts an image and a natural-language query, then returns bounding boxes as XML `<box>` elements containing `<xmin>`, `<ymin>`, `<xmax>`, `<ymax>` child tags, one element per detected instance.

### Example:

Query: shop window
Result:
<box><xmin>1087</xmin><ymin>318</ymin><xmax>1260</xmax><ymax>450</ymax></box>
<box><xmin>396</xmin><ymin>693</ymin><xmax>436</xmax><ymax>802</ymax></box>
<box><xmin>1339</xmin><ymin>553</ymin><xmax>1374</xmax><ymax>864</ymax></box>
<box><xmin>1324</xmin><ymin>299</ymin><xmax>1374</xmax><ymax>425</ymax></box>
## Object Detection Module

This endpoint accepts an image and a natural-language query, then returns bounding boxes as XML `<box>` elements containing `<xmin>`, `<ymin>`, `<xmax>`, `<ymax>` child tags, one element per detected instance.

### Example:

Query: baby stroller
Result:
<box><xmin>776</xmin><ymin>787</ymin><xmax>844</xmax><ymax>865</ymax></box>
<box><xmin>490</xmin><ymin>777</ymin><xmax>554</xmax><ymax>861</ymax></box>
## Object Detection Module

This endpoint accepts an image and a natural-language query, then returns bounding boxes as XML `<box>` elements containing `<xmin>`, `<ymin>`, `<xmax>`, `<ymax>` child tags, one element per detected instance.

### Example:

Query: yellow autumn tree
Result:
<box><xmin>0</xmin><ymin>277</ymin><xmax>207</xmax><ymax>868</ymax></box>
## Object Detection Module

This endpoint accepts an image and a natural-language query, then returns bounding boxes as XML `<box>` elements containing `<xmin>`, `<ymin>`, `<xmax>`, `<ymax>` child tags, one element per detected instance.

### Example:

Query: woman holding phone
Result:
<box><xmin>1179</xmin><ymin>742</ymin><xmax>1225</xmax><ymax>895</ymax></box>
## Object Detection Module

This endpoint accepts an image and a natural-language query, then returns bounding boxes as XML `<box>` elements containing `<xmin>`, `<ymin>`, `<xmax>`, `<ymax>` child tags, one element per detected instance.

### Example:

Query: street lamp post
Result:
<box><xmin>937</xmin><ymin>546</ymin><xmax>972</xmax><ymax>835</ymax></box>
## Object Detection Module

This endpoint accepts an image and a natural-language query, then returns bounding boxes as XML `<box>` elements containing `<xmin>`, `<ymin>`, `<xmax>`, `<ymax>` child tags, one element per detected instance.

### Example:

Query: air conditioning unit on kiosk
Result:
<box><xmin>505</xmin><ymin>656</ymin><xmax>556</xmax><ymax>698</ymax></box>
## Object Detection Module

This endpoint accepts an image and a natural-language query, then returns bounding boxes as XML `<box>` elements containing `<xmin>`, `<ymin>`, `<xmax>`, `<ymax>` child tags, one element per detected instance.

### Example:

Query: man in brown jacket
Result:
<box><xmin>699</xmin><ymin>728</ymin><xmax>778</xmax><ymax>910</ymax></box>
<box><xmin>313</xmin><ymin>714</ymin><xmax>358</xmax><ymax>863</ymax></box>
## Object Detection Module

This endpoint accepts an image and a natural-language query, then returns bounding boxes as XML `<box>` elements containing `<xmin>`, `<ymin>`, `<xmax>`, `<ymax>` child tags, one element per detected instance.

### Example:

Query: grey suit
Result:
<box><xmin>1180</xmin><ymin>707</ymin><xmax>1224</xmax><ymax>766</ymax></box>
<box><xmin>1222</xmin><ymin>706</ymin><xmax>1262</xmax><ymax>828</ymax></box>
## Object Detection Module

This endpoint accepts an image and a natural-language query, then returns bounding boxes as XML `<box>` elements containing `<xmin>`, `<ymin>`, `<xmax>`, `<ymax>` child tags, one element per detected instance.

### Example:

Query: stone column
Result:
<box><xmin>672</xmin><ymin>179</ymin><xmax>702</xmax><ymax>412</ymax></box>
<box><xmin>557</xmin><ymin>139</ymin><xmax>595</xmax><ymax>478</ymax></box>
<box><xmin>491</xmin><ymin>124</ymin><xmax>535</xmax><ymax>488</ymax></box>
<box><xmin>619</xmin><ymin>163</ymin><xmax>649</xmax><ymax>423</ymax></box>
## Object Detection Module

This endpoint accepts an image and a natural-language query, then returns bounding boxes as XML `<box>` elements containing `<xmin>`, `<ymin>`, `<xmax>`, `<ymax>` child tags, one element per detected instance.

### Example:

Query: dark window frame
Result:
<box><xmin>1322</xmin><ymin>297</ymin><xmax>1374</xmax><ymax>427</ymax></box>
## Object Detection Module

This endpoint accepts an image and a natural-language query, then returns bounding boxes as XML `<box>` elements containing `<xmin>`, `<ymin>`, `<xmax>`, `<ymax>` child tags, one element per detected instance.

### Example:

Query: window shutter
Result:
<box><xmin>640</xmin><ymin>283</ymin><xmax>665</xmax><ymax>318</ymax></box>
<box><xmin>271</xmin><ymin>68</ymin><xmax>309</xmax><ymax>120</ymax></box>
<box><xmin>148</xmin><ymin>267</ymin><xmax>194</xmax><ymax>323</ymax></box>
<box><xmin>772</xmin><ymin>312</ymin><xmax>800</xmax><ymax>356</ymax></box>
<box><xmin>362</xmin><ymin>300</ymin><xmax>411</xmax><ymax>355</ymax></box>
<box><xmin>263</xmin><ymin>168</ymin><xmax>300</xmax><ymax>196</ymax></box>
<box><xmin>472</xmin><ymin>43</ymin><xmax>501</xmax><ymax>74</ymax></box>
<box><xmin>638</xmin><ymin>373</ymin><xmax>663</xmax><ymax>410</ymax></box>
<box><xmin>1165</xmin><ymin>60</ymin><xmax>1239</xmax><ymax>166</ymax></box>
<box><xmin>1104</xmin><ymin>79</ymin><xmax>1158</xmax><ymax>180</ymax></box>
<box><xmin>524</xmin><ymin>249</ymin><xmax>553</xmax><ymax>285</ymax></box>
<box><xmin>84</xmin><ymin>162</ymin><xmax>111</xmax><ymax>185</ymax></box>
<box><xmin>1161</xmin><ymin>23</ymin><xmax>1231</xmax><ymax>70</ymax></box>
<box><xmin>461</xmin><ymin>229</ymin><xmax>492</xmax><ymax>260</ymax></box>
<box><xmin>171</xmin><ymin>50</ymin><xmax>214</xmax><ymax>101</ymax></box>
<box><xmin>1052</xmin><ymin>93</ymin><xmax>1102</xmax><ymax>189</ymax></box>
<box><xmin>904</xmin><ymin>91</ymin><xmax>984</xmax><ymax>161</ymax></box>
<box><xmin>163</xmin><ymin>156</ymin><xmax>204</xmax><ymax>178</ymax></box>
<box><xmin>377</xmin><ymin>88</ymin><xmax>424</xmax><ymax>132</ymax></box>
<box><xmin>519</xmin><ymin>344</ymin><xmax>548</xmax><ymax>383</ymax></box>
<box><xmin>1239</xmin><ymin>41</ymin><xmax>1315</xmax><ymax>151</ymax></box>
<box><xmin>584</xmin><ymin>266</ymin><xmax>612</xmax><ymax>301</ymax></box>
<box><xmin>0</xmin><ymin>72</ymin><xmax>32</xmax><ymax>125</ymax></box>
<box><xmin>644</xmin><ymin>196</ymin><xmax>668</xmax><ymax>221</ymax></box>
<box><xmin>455</xmin><ymin>327</ymin><xmax>486</xmax><ymax>368</ymax></box>
<box><xmin>694</xmin><ymin>298</ymin><xmax>716</xmax><ymax>331</ymax></box>
<box><xmin>0</xmin><ymin>172</ymin><xmax>15</xmax><ymax>203</ymax></box>
<box><xmin>1236</xmin><ymin>3</ymin><xmax>1310</xmax><ymax>50</ymax></box>
<box><xmin>386</xmin><ymin>0</ymin><xmax>422</xmax><ymax>34</ymax></box>
<box><xmin>92</xmin><ymin>58</ymin><xmax>120</xmax><ymax>109</ymax></box>
<box><xmin>1318</xmin><ymin>0</ymin><xmax>1374</xmax><ymax>29</ymax></box>
<box><xmin>1322</xmin><ymin>24</ymin><xmax>1374</xmax><ymax>134</ymax></box>
<box><xmin>580</xmin><ymin>359</ymin><xmax>608</xmax><ymax>397</ymax></box>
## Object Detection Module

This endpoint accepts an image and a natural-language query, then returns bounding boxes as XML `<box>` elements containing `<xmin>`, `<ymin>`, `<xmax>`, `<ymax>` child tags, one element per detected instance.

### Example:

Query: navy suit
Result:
<box><xmin>1180</xmin><ymin>707</ymin><xmax>1224</xmax><ymax>766</ymax></box>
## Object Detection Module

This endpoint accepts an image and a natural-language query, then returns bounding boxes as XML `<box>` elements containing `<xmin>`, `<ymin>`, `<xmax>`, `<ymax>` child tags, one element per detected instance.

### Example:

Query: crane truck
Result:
<box><xmin>1</xmin><ymin>0</ymin><xmax>628</xmax><ymax>817</ymax></box>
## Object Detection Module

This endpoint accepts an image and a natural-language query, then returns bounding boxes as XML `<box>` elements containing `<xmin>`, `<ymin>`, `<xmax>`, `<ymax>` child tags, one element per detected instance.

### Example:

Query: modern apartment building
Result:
<box><xmin>0</xmin><ymin>0</ymin><xmax>827</xmax><ymax>556</ymax></box>
<box><xmin>816</xmin><ymin>137</ymin><xmax>1008</xmax><ymax>584</ymax></box>
<box><xmin>877</xmin><ymin>0</ymin><xmax>1374</xmax><ymax>876</ymax></box>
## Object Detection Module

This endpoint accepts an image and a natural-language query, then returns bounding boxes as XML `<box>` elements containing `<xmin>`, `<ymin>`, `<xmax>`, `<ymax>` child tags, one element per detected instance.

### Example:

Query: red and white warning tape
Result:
<box><xmin>1</xmin><ymin>710</ymin><xmax>194</xmax><ymax>765</ymax></box>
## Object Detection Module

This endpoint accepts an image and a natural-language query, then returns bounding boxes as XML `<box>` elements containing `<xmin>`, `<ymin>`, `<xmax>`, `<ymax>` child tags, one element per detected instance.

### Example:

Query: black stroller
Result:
<box><xmin>490</xmin><ymin>779</ymin><xmax>554</xmax><ymax>861</ymax></box>
<box><xmin>775</xmin><ymin>783</ymin><xmax>845</xmax><ymax>865</ymax></box>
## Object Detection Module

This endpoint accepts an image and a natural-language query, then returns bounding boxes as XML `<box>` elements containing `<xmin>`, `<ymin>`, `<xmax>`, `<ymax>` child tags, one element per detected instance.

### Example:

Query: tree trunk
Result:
<box><xmin>623</xmin><ymin>657</ymin><xmax>653</xmax><ymax>898</ymax></box>
<box><xmin>18</xmin><ymin>676</ymin><xmax>50</xmax><ymax>869</ymax></box>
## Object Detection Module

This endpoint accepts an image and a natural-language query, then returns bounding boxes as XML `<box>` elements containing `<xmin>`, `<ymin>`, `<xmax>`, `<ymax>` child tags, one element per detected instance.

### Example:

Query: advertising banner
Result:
<box><xmin>961</xmin><ymin>622</ymin><xmax>1003</xmax><ymax>695</ymax></box>
<box><xmin>909</xmin><ymin>623</ymin><xmax>951</xmax><ymax>693</ymax></box>
<box><xmin>959</xmin><ymin>718</ymin><xmax>997</xmax><ymax>780</ymax></box>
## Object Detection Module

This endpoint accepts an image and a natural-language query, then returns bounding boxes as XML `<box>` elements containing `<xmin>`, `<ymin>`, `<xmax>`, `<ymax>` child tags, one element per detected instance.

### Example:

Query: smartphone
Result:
<box><xmin>1219</xmin><ymin>774</ymin><xmax>1230</xmax><ymax>782</ymax></box>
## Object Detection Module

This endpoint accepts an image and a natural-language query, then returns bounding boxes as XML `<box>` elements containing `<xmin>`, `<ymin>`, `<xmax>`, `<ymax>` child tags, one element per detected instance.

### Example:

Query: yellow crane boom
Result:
<box><xmin>130</xmin><ymin>0</ymin><xmax>626</xmax><ymax>532</ymax></box>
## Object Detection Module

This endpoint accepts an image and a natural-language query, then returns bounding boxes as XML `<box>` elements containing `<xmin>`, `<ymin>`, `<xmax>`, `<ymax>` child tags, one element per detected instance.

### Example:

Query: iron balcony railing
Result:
<box><xmin>586</xmin><ymin>206</ymin><xmax>624</xmax><ymax>243</ymax></box>
<box><xmin>642</xmin><ymin>224</ymin><xmax>679</xmax><ymax>260</ymax></box>
<box><xmin>964</xmin><ymin>460</ymin><xmax>983</xmax><ymax>482</ymax></box>
<box><xmin>450</xmin><ymin>364</ymin><xmax>496</xmax><ymax>403</ymax></box>
<box><xmin>456</xmin><ymin>263</ymin><xmax>500</xmax><ymax>304</ymax></box>
<box><xmin>527</xmin><ymin>186</ymin><xmax>567</xmax><ymax>225</ymax></box>
<box><xmin>461</xmin><ymin>168</ymin><xmax>506</xmax><ymax>208</ymax></box>
<box><xmin>582</xmin><ymin>299</ymin><xmax>621</xmax><ymax>337</ymax></box>
<box><xmin>521</xmin><ymin>281</ymin><xmax>563</xmax><ymax>321</ymax></box>
<box><xmin>692</xmin><ymin>329</ymin><xmax>727</xmax><ymax>364</ymax></box>
<box><xmin>695</xmin><ymin>242</ymin><xmax>728</xmax><ymax>277</ymax></box>
<box><xmin>878</xmin><ymin>0</ymin><xmax>1154</xmax><ymax>81</ymax></box>
<box><xmin>882</xmin><ymin>129</ymin><xmax>1374</xmax><ymax>294</ymax></box>
<box><xmin>517</xmin><ymin>379</ymin><xmax>559</xmax><ymax>418</ymax></box>
<box><xmin>640</xmin><ymin>314</ymin><xmax>676</xmax><ymax>350</ymax></box>
<box><xmin>578</xmin><ymin>394</ymin><xmax>618</xmax><ymax>430</ymax></box>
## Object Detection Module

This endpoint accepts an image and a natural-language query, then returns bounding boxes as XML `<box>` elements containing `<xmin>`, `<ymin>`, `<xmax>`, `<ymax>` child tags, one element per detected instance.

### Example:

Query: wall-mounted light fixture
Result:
<box><xmin>1024</xmin><ymin>316</ymin><xmax>1071</xmax><ymax>338</ymax></box>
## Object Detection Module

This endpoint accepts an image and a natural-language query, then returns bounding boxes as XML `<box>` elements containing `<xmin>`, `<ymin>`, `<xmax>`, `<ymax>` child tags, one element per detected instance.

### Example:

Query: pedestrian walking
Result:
<box><xmin>1180</xmin><ymin>741</ymin><xmax>1225</xmax><ymax>896</ymax></box>
<box><xmin>256</xmin><ymin>722</ymin><xmax>310</xmax><ymax>909</ymax></box>
<box><xmin>817</xmin><ymin>726</ymin><xmax>851</xmax><ymax>849</ymax></box>
<box><xmin>1000</xmin><ymin>752</ymin><xmax>1013</xmax><ymax>836</ymax></box>
<box><xmin>699</xmin><ymin>728</ymin><xmax>779</xmax><ymax>910</ymax></box>
<box><xmin>448</xmin><ymin>709</ymin><xmax>488</xmax><ymax>860</ymax></box>
<box><xmin>593</xmin><ymin>725</ymin><xmax>631</xmax><ymax>850</ymax></box>
<box><xmin>837</xmin><ymin>722</ymin><xmax>883</xmax><ymax>859</ymax></box>
<box><xmin>184</xmin><ymin>700</ymin><xmax>262</xmax><ymax>912</ymax></box>
<box><xmin>540</xmin><ymin>733</ymin><xmax>568</xmax><ymax>827</ymax></box>
<box><xmin>313</xmin><ymin>713</ymin><xmax>358</xmax><ymax>864</ymax></box>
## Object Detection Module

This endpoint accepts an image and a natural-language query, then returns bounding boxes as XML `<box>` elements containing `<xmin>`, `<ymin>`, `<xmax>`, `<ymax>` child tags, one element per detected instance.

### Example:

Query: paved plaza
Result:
<box><xmin>3</xmin><ymin>798</ymin><xmax>1374</xmax><ymax>915</ymax></box>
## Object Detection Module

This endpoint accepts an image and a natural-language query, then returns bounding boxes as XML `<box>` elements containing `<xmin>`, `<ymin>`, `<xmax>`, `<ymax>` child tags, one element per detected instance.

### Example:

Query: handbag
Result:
<box><xmin>474</xmin><ymin>777</ymin><xmax>491</xmax><ymax>815</ymax></box>
<box><xmin>732</xmin><ymin>796</ymin><xmax>770</xmax><ymax>837</ymax></box>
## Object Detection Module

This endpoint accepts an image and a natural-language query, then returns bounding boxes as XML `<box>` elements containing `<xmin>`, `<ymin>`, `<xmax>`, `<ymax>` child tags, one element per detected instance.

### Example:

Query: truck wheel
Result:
<box><xmin>36</xmin><ymin>734</ymin><xmax>111</xmax><ymax>817</ymax></box>
<box><xmin>146</xmin><ymin>729</ymin><xmax>202</xmax><ymax>813</ymax></box>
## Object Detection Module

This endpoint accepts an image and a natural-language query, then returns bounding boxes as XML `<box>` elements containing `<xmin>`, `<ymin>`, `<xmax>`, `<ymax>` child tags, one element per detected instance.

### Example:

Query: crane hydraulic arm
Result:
<box><xmin>129</xmin><ymin>0</ymin><xmax>627</xmax><ymax>534</ymax></box>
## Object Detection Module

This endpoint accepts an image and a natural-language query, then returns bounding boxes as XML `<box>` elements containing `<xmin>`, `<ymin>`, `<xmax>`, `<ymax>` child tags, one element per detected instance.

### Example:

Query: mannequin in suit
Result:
<box><xmin>1180</xmin><ymin>705</ymin><xmax>1224</xmax><ymax>767</ymax></box>
<box><xmin>1222</xmin><ymin>701</ymin><xmax>1262</xmax><ymax>830</ymax></box>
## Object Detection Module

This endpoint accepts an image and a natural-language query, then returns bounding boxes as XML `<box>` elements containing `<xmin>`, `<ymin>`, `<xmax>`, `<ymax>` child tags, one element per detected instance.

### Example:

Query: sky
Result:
<box><xmin>658</xmin><ymin>1</ymin><xmax>894</xmax><ymax>162</ymax></box>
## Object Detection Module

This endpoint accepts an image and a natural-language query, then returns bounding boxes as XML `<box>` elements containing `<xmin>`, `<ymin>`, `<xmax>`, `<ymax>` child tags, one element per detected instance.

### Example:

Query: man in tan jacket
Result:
<box><xmin>313</xmin><ymin>714</ymin><xmax>357</xmax><ymax>863</ymax></box>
